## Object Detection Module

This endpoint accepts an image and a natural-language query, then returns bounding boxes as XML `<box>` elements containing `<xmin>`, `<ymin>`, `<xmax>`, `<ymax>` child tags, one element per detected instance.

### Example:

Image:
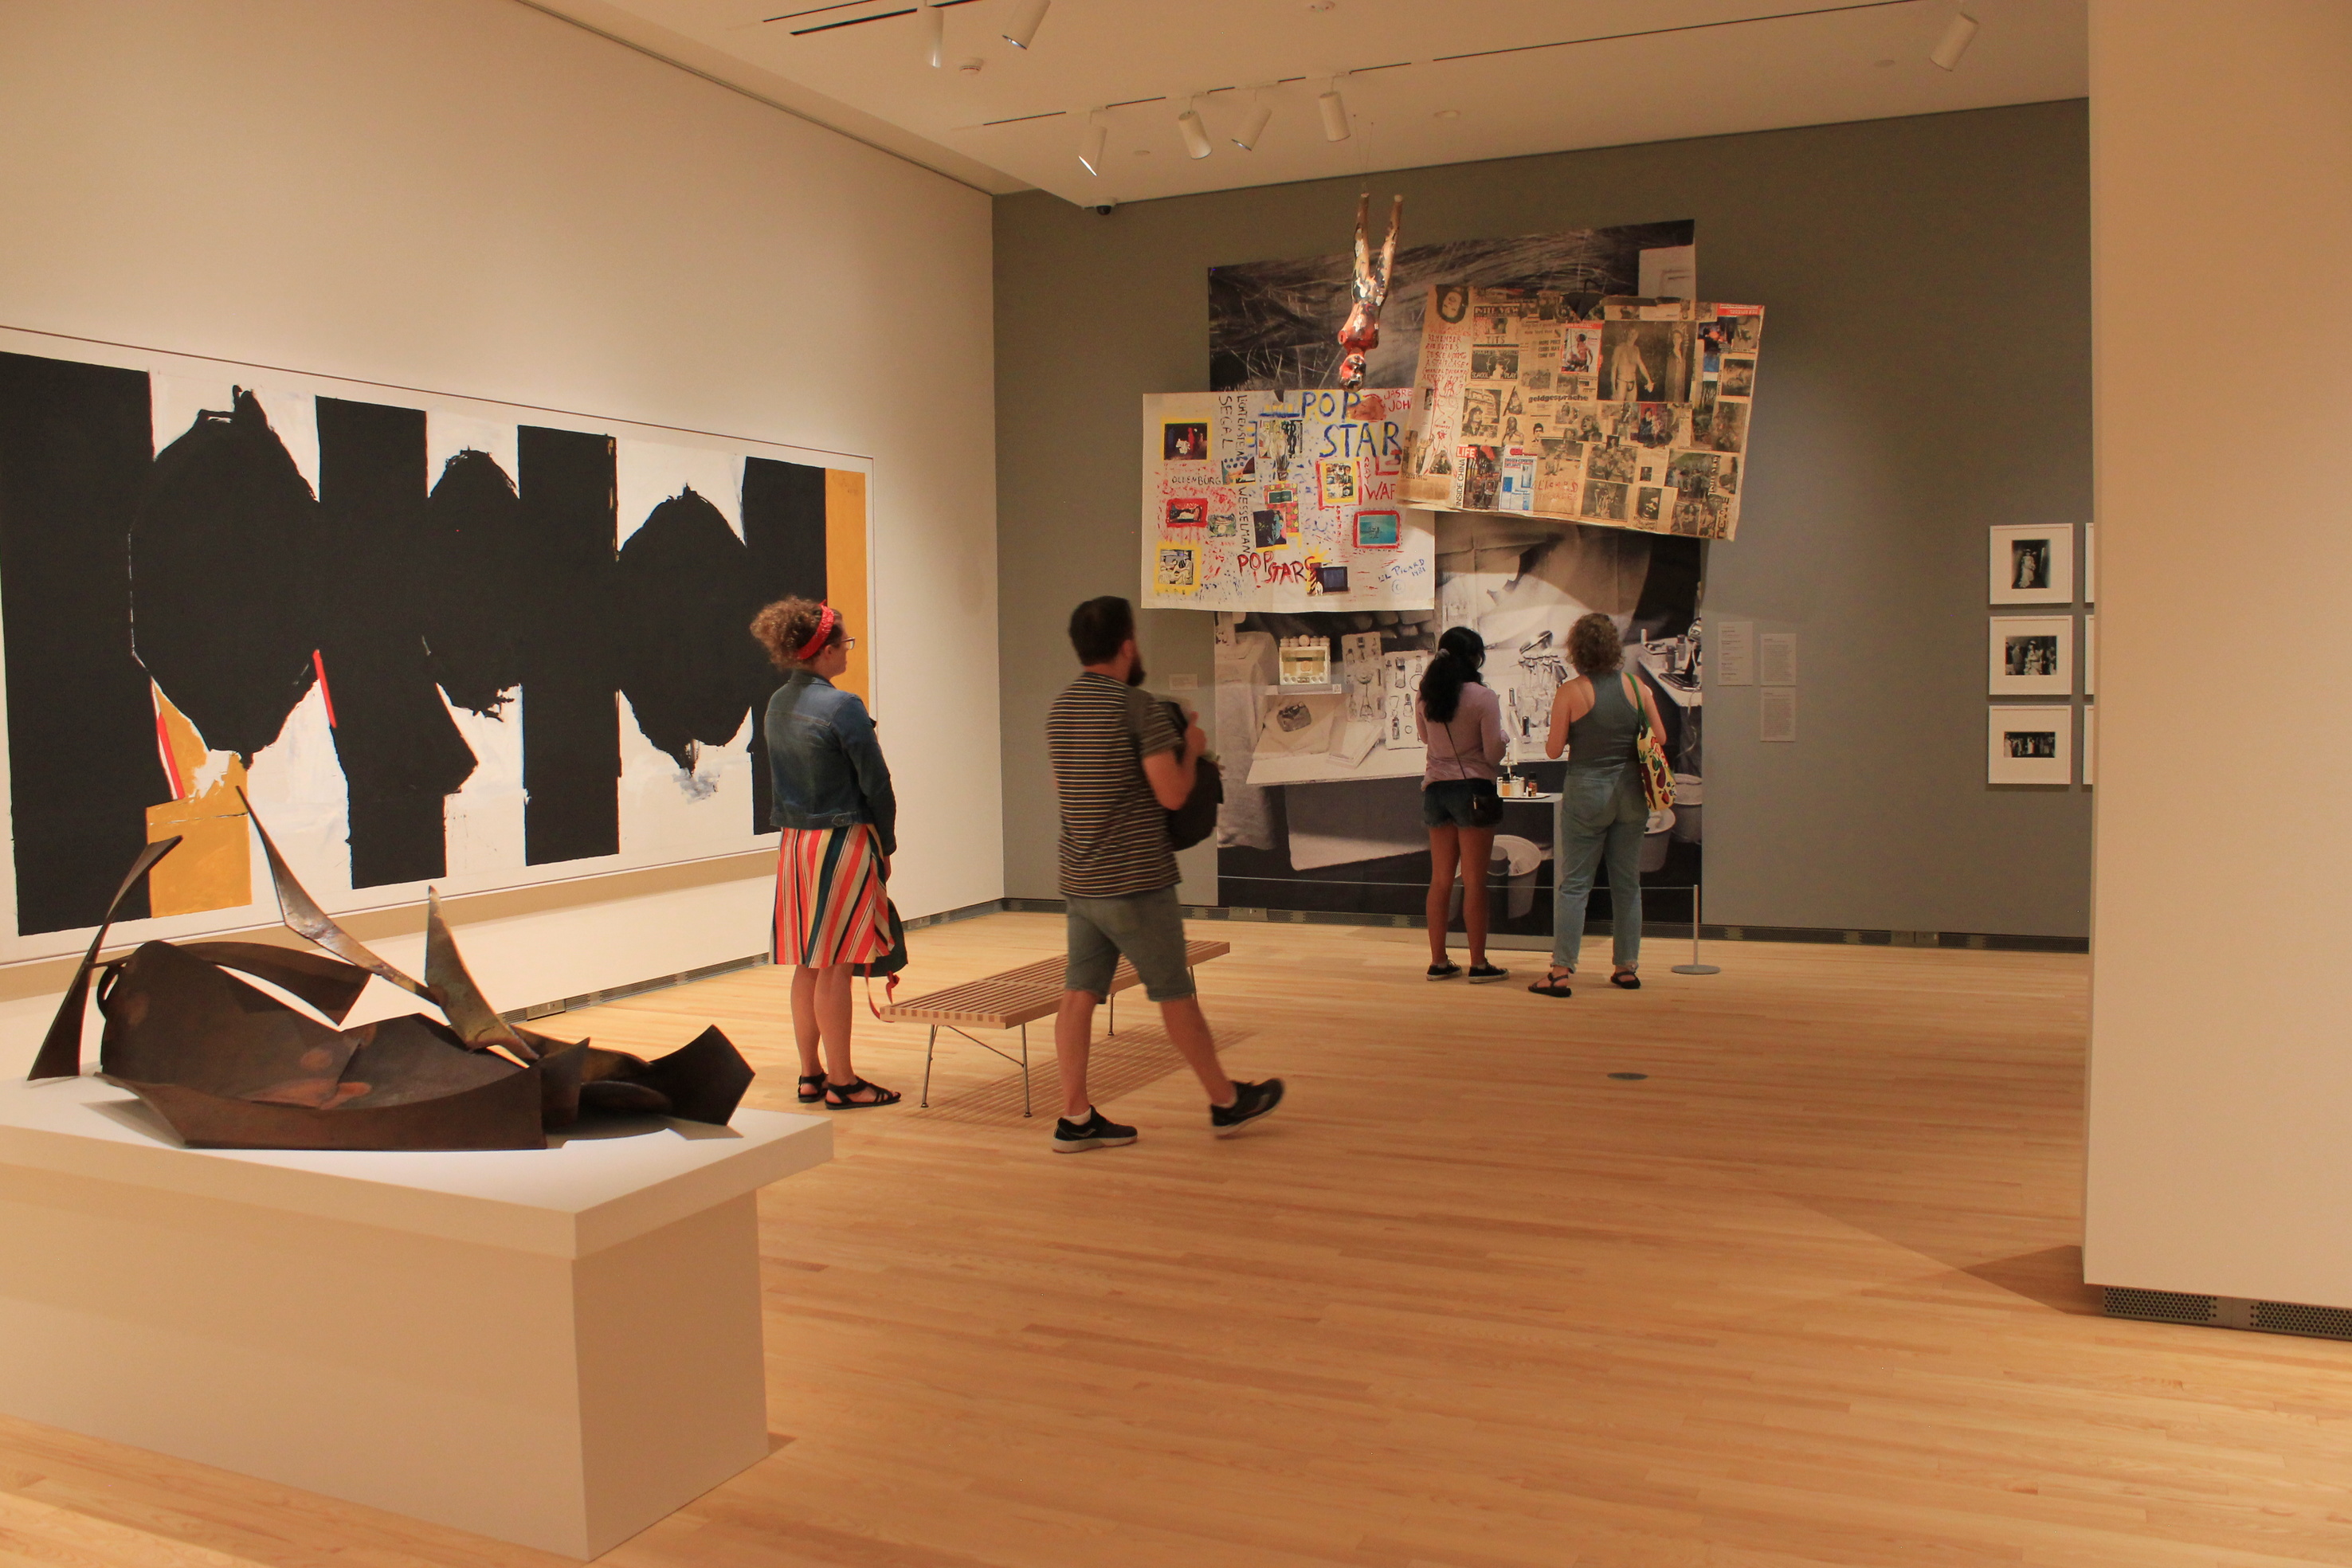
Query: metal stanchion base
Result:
<box><xmin>1671</xmin><ymin>962</ymin><xmax>1721</xmax><ymax>975</ymax></box>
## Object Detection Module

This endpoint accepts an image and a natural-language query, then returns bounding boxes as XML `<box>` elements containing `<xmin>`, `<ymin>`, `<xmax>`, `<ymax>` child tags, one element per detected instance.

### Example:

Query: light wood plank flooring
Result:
<box><xmin>6</xmin><ymin>912</ymin><xmax>2351</xmax><ymax>1566</ymax></box>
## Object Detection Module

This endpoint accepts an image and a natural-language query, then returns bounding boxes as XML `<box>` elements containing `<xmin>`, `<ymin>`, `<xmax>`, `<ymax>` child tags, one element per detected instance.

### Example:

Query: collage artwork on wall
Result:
<box><xmin>1174</xmin><ymin>221</ymin><xmax>1724</xmax><ymax>931</ymax></box>
<box><xmin>0</xmin><ymin>328</ymin><xmax>871</xmax><ymax>964</ymax></box>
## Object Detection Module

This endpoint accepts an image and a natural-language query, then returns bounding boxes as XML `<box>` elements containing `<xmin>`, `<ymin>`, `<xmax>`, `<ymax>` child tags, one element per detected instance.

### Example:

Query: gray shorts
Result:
<box><xmin>1065</xmin><ymin>885</ymin><xmax>1196</xmax><ymax>1002</ymax></box>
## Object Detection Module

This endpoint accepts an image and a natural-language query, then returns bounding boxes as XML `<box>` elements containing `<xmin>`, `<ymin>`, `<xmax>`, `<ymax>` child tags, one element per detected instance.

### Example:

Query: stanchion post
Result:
<box><xmin>1672</xmin><ymin>880</ymin><xmax>1720</xmax><ymax>976</ymax></box>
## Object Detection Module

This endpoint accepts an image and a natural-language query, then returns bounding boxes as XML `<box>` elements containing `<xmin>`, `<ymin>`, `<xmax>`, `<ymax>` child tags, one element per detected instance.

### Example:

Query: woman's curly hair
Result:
<box><xmin>751</xmin><ymin>597</ymin><xmax>843</xmax><ymax>672</ymax></box>
<box><xmin>1567</xmin><ymin>611</ymin><xmax>1625</xmax><ymax>676</ymax></box>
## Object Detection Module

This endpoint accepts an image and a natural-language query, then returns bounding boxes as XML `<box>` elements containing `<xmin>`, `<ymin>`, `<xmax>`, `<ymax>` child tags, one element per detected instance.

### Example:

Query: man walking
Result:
<box><xmin>1045</xmin><ymin>596</ymin><xmax>1283</xmax><ymax>1151</ymax></box>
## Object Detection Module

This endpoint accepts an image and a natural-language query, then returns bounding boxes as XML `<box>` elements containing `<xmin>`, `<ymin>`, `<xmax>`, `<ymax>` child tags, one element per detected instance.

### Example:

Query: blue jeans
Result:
<box><xmin>1552</xmin><ymin>764</ymin><xmax>1646</xmax><ymax>971</ymax></box>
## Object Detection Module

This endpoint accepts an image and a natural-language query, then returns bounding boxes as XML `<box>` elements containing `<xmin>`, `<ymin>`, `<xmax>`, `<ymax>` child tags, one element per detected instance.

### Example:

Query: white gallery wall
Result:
<box><xmin>0</xmin><ymin>0</ymin><xmax>1001</xmax><ymax>1060</ymax></box>
<box><xmin>2083</xmin><ymin>0</ymin><xmax>2352</xmax><ymax>1303</ymax></box>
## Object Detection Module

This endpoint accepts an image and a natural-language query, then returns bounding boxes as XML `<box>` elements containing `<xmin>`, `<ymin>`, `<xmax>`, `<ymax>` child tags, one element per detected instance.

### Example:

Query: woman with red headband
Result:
<box><xmin>751</xmin><ymin>597</ymin><xmax>900</xmax><ymax>1107</ymax></box>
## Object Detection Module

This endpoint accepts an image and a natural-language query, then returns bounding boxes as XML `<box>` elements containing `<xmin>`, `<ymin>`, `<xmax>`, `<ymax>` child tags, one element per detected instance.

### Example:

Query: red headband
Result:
<box><xmin>794</xmin><ymin>605</ymin><xmax>839</xmax><ymax>662</ymax></box>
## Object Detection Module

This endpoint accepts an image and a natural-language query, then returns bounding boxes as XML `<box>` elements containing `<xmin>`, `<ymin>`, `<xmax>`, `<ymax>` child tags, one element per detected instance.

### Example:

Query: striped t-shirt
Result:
<box><xmin>1048</xmin><ymin>672</ymin><xmax>1182</xmax><ymax>899</ymax></box>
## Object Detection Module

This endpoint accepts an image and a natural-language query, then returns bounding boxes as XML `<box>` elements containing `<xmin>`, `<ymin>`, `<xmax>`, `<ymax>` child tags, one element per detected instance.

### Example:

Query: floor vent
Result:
<box><xmin>2103</xmin><ymin>1287</ymin><xmax>2219</xmax><ymax>1324</ymax></box>
<box><xmin>2250</xmin><ymin>1300</ymin><xmax>2352</xmax><ymax>1340</ymax></box>
<box><xmin>2103</xmin><ymin>1288</ymin><xmax>2352</xmax><ymax>1341</ymax></box>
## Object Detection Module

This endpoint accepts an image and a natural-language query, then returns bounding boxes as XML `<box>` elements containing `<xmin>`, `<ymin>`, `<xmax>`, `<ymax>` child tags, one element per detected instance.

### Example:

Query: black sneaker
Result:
<box><xmin>1210</xmin><ymin>1078</ymin><xmax>1285</xmax><ymax>1137</ymax></box>
<box><xmin>1052</xmin><ymin>1107</ymin><xmax>1138</xmax><ymax>1153</ymax></box>
<box><xmin>1466</xmin><ymin>962</ymin><xmax>1509</xmax><ymax>984</ymax></box>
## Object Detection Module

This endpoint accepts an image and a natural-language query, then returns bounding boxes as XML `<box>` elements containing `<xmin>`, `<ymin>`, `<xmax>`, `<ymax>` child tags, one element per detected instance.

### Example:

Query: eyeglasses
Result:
<box><xmin>838</xmin><ymin>637</ymin><xmax>857</xmax><ymax>652</ymax></box>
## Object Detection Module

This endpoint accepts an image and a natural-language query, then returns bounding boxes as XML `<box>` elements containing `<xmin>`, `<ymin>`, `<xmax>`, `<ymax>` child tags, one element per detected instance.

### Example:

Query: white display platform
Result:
<box><xmin>0</xmin><ymin>1074</ymin><xmax>830</xmax><ymax>1558</ymax></box>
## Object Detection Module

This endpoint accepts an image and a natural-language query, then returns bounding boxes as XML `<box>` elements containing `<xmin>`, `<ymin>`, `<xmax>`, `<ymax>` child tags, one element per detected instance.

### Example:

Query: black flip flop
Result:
<box><xmin>798</xmin><ymin>1072</ymin><xmax>826</xmax><ymax>1104</ymax></box>
<box><xmin>1609</xmin><ymin>970</ymin><xmax>1642</xmax><ymax>990</ymax></box>
<box><xmin>1527</xmin><ymin>970</ymin><xmax>1574</xmax><ymax>998</ymax></box>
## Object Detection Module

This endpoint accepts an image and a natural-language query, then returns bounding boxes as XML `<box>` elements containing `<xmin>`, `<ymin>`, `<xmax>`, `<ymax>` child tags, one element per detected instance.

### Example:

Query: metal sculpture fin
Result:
<box><xmin>28</xmin><ymin>837</ymin><xmax>181</xmax><ymax>1080</ymax></box>
<box><xmin>237</xmin><ymin>789</ymin><xmax>427</xmax><ymax>998</ymax></box>
<box><xmin>424</xmin><ymin>888</ymin><xmax>533</xmax><ymax>1059</ymax></box>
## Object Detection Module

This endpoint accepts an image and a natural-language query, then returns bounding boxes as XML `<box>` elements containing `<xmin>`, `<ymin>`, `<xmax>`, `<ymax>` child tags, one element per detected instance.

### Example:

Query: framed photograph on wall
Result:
<box><xmin>1989</xmin><ymin>706</ymin><xmax>2072</xmax><ymax>785</ymax></box>
<box><xmin>1989</xmin><ymin>615</ymin><xmax>2073</xmax><ymax>696</ymax></box>
<box><xmin>2083</xmin><ymin>523</ymin><xmax>2097</xmax><ymax>604</ymax></box>
<box><xmin>2083</xmin><ymin>614</ymin><xmax>2096</xmax><ymax>696</ymax></box>
<box><xmin>2082</xmin><ymin>704</ymin><xmax>2095</xmax><ymax>786</ymax></box>
<box><xmin>1989</xmin><ymin>523</ymin><xmax>2075</xmax><ymax>604</ymax></box>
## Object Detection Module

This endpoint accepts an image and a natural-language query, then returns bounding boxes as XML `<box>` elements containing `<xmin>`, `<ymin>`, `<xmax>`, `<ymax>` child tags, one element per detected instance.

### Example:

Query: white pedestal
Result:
<box><xmin>0</xmin><ymin>1075</ymin><xmax>830</xmax><ymax>1558</ymax></box>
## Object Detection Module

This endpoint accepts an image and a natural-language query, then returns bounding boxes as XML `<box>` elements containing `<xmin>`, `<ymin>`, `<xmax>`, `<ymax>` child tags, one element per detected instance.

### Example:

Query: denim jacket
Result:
<box><xmin>764</xmin><ymin>671</ymin><xmax>896</xmax><ymax>856</ymax></box>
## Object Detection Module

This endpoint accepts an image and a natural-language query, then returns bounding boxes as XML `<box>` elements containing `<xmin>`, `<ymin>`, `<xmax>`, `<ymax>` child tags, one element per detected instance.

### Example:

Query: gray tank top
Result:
<box><xmin>1566</xmin><ymin>669</ymin><xmax>1641</xmax><ymax>770</ymax></box>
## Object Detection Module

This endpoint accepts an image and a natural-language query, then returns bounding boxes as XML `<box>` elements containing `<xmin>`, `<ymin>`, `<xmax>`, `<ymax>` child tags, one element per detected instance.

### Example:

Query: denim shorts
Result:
<box><xmin>1066</xmin><ymin>884</ymin><xmax>1196</xmax><ymax>1002</ymax></box>
<box><xmin>1421</xmin><ymin>778</ymin><xmax>1503</xmax><ymax>829</ymax></box>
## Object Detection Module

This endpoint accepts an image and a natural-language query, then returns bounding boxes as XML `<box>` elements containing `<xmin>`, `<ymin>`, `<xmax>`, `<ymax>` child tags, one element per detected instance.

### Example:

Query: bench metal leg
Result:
<box><xmin>921</xmin><ymin>1025</ymin><xmax>937</xmax><ymax>1108</ymax></box>
<box><xmin>1020</xmin><ymin>1023</ymin><xmax>1031</xmax><ymax>1118</ymax></box>
<box><xmin>1107</xmin><ymin>989</ymin><xmax>1115</xmax><ymax>1037</ymax></box>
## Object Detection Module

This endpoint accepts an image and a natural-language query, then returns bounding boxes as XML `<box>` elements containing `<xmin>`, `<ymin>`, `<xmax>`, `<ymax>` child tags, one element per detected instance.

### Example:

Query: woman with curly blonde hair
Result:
<box><xmin>1528</xmin><ymin>611</ymin><xmax>1668</xmax><ymax>998</ymax></box>
<box><xmin>751</xmin><ymin>597</ymin><xmax>900</xmax><ymax>1107</ymax></box>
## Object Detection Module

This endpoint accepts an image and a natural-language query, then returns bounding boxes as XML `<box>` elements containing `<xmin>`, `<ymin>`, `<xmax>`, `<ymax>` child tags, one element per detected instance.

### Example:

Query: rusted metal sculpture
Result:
<box><xmin>1335</xmin><ymin>192</ymin><xmax>1404</xmax><ymax>392</ymax></box>
<box><xmin>27</xmin><ymin>806</ymin><xmax>754</xmax><ymax>1151</ymax></box>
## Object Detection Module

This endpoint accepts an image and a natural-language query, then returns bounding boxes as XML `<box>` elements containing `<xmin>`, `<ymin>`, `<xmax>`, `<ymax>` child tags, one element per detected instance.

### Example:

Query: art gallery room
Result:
<box><xmin>3</xmin><ymin>0</ymin><xmax>2350</xmax><ymax>1563</ymax></box>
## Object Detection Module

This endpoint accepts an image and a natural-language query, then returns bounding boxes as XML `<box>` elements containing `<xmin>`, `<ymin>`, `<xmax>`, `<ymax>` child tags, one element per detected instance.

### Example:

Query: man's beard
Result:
<box><xmin>1126</xmin><ymin>654</ymin><xmax>1147</xmax><ymax>687</ymax></box>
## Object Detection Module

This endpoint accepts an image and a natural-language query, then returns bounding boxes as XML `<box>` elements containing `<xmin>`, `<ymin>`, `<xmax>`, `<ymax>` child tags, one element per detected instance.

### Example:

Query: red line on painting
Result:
<box><xmin>153</xmin><ymin>703</ymin><xmax>186</xmax><ymax>800</ymax></box>
<box><xmin>312</xmin><ymin>649</ymin><xmax>338</xmax><ymax>728</ymax></box>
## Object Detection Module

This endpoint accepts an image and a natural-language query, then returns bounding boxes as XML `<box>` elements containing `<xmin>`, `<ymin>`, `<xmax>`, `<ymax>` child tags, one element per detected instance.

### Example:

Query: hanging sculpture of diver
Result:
<box><xmin>1335</xmin><ymin>192</ymin><xmax>1403</xmax><ymax>392</ymax></box>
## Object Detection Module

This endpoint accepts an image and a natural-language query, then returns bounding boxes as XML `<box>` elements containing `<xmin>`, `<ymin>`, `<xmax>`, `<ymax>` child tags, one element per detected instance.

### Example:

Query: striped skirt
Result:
<box><xmin>774</xmin><ymin>825</ymin><xmax>894</xmax><ymax>968</ymax></box>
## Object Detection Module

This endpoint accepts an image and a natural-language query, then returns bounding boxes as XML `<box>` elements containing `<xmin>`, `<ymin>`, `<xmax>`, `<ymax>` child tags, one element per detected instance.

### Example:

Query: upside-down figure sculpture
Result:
<box><xmin>1335</xmin><ymin>192</ymin><xmax>1403</xmax><ymax>392</ymax></box>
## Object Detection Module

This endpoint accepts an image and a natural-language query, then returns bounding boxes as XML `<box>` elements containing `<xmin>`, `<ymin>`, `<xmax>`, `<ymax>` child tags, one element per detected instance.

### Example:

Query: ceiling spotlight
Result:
<box><xmin>1319</xmin><ymin>84</ymin><xmax>1350</xmax><ymax>142</ymax></box>
<box><xmin>1178</xmin><ymin>106</ymin><xmax>1213</xmax><ymax>160</ymax></box>
<box><xmin>958</xmin><ymin>56</ymin><xmax>983</xmax><ymax>73</ymax></box>
<box><xmin>1002</xmin><ymin>0</ymin><xmax>1049</xmax><ymax>50</ymax></box>
<box><xmin>922</xmin><ymin>3</ymin><xmax>943</xmax><ymax>68</ymax></box>
<box><xmin>1080</xmin><ymin>114</ymin><xmax>1107</xmax><ymax>177</ymax></box>
<box><xmin>1433</xmin><ymin>108</ymin><xmax>1460</xmax><ymax>120</ymax></box>
<box><xmin>1233</xmin><ymin>98</ymin><xmax>1272</xmax><ymax>151</ymax></box>
<box><xmin>1931</xmin><ymin>10</ymin><xmax>1978</xmax><ymax>70</ymax></box>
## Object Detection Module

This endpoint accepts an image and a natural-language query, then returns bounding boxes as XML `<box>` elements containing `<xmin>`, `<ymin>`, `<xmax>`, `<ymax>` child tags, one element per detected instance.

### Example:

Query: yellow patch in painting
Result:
<box><xmin>824</xmin><ymin>468</ymin><xmax>872</xmax><ymax>708</ymax></box>
<box><xmin>145</xmin><ymin>687</ymin><xmax>252</xmax><ymax>918</ymax></box>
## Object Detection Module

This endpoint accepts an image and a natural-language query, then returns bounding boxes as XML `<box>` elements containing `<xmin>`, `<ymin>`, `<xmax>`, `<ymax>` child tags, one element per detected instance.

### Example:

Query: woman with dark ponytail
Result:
<box><xmin>1415</xmin><ymin>626</ymin><xmax>1508</xmax><ymax>982</ymax></box>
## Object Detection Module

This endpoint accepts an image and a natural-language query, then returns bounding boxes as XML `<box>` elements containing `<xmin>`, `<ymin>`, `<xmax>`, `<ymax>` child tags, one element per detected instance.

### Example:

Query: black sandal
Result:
<box><xmin>1610</xmin><ymin>970</ymin><xmax>1641</xmax><ymax>990</ymax></box>
<box><xmin>823</xmin><ymin>1076</ymin><xmax>903</xmax><ymax>1108</ymax></box>
<box><xmin>1426</xmin><ymin>962</ymin><xmax>1462</xmax><ymax>981</ymax></box>
<box><xmin>1527</xmin><ymin>969</ymin><xmax>1574</xmax><ymax>998</ymax></box>
<box><xmin>797</xmin><ymin>1072</ymin><xmax>826</xmax><ymax>1104</ymax></box>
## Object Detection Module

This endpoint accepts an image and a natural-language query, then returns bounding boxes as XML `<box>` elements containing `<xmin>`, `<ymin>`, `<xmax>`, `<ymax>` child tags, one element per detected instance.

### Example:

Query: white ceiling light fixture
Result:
<box><xmin>1080</xmin><ymin>111</ymin><xmax>1107</xmax><ymax>176</ymax></box>
<box><xmin>1002</xmin><ymin>0</ymin><xmax>1049</xmax><ymax>50</ymax></box>
<box><xmin>1319</xmin><ymin>78</ymin><xmax>1350</xmax><ymax>143</ymax></box>
<box><xmin>1233</xmin><ymin>96</ymin><xmax>1272</xmax><ymax>151</ymax></box>
<box><xmin>1177</xmin><ymin>103</ymin><xmax>1213</xmax><ymax>160</ymax></box>
<box><xmin>1931</xmin><ymin>10</ymin><xmax>1980</xmax><ymax>70</ymax></box>
<box><xmin>921</xmin><ymin>3</ymin><xmax>943</xmax><ymax>68</ymax></box>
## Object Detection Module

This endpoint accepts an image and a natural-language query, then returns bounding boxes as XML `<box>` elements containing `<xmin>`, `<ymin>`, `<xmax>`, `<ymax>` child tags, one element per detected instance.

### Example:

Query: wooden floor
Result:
<box><xmin>6</xmin><ymin>912</ymin><xmax>2352</xmax><ymax>1566</ymax></box>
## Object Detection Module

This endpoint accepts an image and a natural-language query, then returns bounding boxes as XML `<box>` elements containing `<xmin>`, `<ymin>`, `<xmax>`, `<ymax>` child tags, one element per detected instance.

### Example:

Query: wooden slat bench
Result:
<box><xmin>880</xmin><ymin>939</ymin><xmax>1230</xmax><ymax>1115</ymax></box>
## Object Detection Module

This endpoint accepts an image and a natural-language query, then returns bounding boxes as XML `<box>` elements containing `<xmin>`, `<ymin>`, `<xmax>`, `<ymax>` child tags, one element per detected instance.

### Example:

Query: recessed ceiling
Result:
<box><xmin>533</xmin><ymin>0</ymin><xmax>2086</xmax><ymax>202</ymax></box>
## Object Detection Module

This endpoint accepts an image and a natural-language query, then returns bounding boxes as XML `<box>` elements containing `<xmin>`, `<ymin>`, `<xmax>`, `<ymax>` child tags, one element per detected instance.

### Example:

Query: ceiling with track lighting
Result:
<box><xmin>531</xmin><ymin>0</ymin><xmax>2086</xmax><ymax>202</ymax></box>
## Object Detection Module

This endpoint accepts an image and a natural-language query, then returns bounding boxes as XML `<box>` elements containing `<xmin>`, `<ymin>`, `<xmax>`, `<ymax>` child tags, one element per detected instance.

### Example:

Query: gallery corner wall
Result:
<box><xmin>2083</xmin><ymin>0</ymin><xmax>2352</xmax><ymax>1307</ymax></box>
<box><xmin>0</xmin><ymin>0</ymin><xmax>1002</xmax><ymax>1062</ymax></box>
<box><xmin>995</xmin><ymin>100</ymin><xmax>2091</xmax><ymax>938</ymax></box>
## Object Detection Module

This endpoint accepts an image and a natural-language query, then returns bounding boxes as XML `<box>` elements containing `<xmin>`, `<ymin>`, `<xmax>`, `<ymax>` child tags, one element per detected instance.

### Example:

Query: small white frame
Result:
<box><xmin>1989</xmin><ymin>523</ymin><xmax>2075</xmax><ymax>605</ymax></box>
<box><xmin>1989</xmin><ymin>706</ymin><xmax>2072</xmax><ymax>785</ymax></box>
<box><xmin>1989</xmin><ymin>615</ymin><xmax>2073</xmax><ymax>696</ymax></box>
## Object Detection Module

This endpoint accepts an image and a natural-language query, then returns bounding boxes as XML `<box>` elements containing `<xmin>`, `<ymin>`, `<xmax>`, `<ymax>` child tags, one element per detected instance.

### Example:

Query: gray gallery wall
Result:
<box><xmin>995</xmin><ymin>100</ymin><xmax>2091</xmax><ymax>938</ymax></box>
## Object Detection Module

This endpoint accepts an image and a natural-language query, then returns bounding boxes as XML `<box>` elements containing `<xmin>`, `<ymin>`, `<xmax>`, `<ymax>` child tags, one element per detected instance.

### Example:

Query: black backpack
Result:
<box><xmin>1162</xmin><ymin>700</ymin><xmax>1224</xmax><ymax>851</ymax></box>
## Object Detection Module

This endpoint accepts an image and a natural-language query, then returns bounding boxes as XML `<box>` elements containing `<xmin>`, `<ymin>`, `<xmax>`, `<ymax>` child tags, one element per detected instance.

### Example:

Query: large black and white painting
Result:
<box><xmin>0</xmin><ymin>329</ymin><xmax>870</xmax><ymax>961</ymax></box>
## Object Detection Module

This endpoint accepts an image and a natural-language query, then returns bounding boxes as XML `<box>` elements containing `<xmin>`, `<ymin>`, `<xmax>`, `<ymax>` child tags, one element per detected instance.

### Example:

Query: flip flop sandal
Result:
<box><xmin>1527</xmin><ymin>970</ymin><xmax>1574</xmax><ymax>998</ymax></box>
<box><xmin>823</xmin><ymin>1076</ymin><xmax>903</xmax><ymax>1108</ymax></box>
<box><xmin>1426</xmin><ymin>962</ymin><xmax>1463</xmax><ymax>981</ymax></box>
<box><xmin>1609</xmin><ymin>970</ymin><xmax>1642</xmax><ymax>990</ymax></box>
<box><xmin>798</xmin><ymin>1072</ymin><xmax>827</xmax><ymax>1104</ymax></box>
